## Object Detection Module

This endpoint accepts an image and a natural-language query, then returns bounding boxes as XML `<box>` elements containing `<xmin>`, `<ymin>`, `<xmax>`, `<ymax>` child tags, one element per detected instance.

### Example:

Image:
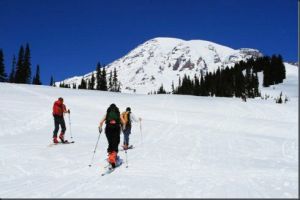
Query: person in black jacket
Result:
<box><xmin>99</xmin><ymin>104</ymin><xmax>125</xmax><ymax>168</ymax></box>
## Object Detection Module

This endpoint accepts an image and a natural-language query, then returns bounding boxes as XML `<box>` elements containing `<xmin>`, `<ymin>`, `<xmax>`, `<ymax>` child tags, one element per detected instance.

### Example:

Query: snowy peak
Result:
<box><xmin>59</xmin><ymin>37</ymin><xmax>263</xmax><ymax>94</ymax></box>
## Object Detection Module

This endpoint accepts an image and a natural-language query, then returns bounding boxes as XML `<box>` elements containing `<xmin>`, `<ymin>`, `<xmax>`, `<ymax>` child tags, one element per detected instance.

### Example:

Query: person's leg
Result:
<box><xmin>127</xmin><ymin>126</ymin><xmax>131</xmax><ymax>146</ymax></box>
<box><xmin>53</xmin><ymin>116</ymin><xmax>59</xmax><ymax>140</ymax></box>
<box><xmin>59</xmin><ymin>117</ymin><xmax>66</xmax><ymax>141</ymax></box>
<box><xmin>105</xmin><ymin>126</ymin><xmax>114</xmax><ymax>153</ymax></box>
<box><xmin>123</xmin><ymin>128</ymin><xmax>130</xmax><ymax>146</ymax></box>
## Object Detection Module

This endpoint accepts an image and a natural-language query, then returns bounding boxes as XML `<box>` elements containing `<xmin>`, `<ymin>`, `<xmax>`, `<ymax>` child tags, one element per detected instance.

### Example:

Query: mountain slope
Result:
<box><xmin>0</xmin><ymin>66</ymin><xmax>298</xmax><ymax>197</ymax></box>
<box><xmin>58</xmin><ymin>37</ymin><xmax>263</xmax><ymax>93</ymax></box>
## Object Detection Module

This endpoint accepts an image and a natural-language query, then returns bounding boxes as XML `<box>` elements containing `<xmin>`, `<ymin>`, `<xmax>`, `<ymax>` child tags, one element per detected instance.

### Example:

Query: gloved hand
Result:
<box><xmin>68</xmin><ymin>109</ymin><xmax>70</xmax><ymax>114</ymax></box>
<box><xmin>98</xmin><ymin>126</ymin><xmax>102</xmax><ymax>134</ymax></box>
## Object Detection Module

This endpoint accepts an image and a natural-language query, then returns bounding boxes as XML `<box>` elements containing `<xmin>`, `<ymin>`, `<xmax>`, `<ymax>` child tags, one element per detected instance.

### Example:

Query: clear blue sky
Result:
<box><xmin>0</xmin><ymin>0</ymin><xmax>298</xmax><ymax>84</ymax></box>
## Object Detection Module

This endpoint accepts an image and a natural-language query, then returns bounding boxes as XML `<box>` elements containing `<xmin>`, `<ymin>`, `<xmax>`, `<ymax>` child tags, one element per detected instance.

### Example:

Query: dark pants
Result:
<box><xmin>53</xmin><ymin>115</ymin><xmax>66</xmax><ymax>138</ymax></box>
<box><xmin>123</xmin><ymin>126</ymin><xmax>131</xmax><ymax>146</ymax></box>
<box><xmin>105</xmin><ymin>124</ymin><xmax>120</xmax><ymax>153</ymax></box>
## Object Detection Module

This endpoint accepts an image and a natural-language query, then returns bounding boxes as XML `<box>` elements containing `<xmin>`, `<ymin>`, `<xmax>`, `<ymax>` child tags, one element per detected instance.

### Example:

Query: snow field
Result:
<box><xmin>0</xmin><ymin>80</ymin><xmax>298</xmax><ymax>198</ymax></box>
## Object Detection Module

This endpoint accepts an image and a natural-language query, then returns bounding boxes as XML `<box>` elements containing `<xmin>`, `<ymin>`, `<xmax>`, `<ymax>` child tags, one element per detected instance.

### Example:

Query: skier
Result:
<box><xmin>52</xmin><ymin>97</ymin><xmax>70</xmax><ymax>143</ymax></box>
<box><xmin>99</xmin><ymin>103</ymin><xmax>125</xmax><ymax>168</ymax></box>
<box><xmin>121</xmin><ymin>107</ymin><xmax>142</xmax><ymax>150</ymax></box>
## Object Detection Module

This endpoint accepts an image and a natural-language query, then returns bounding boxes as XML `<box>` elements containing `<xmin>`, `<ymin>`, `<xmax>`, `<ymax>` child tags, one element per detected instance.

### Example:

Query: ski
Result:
<box><xmin>101</xmin><ymin>167</ymin><xmax>115</xmax><ymax>176</ymax></box>
<box><xmin>120</xmin><ymin>145</ymin><xmax>134</xmax><ymax>151</ymax></box>
<box><xmin>48</xmin><ymin>141</ymin><xmax>75</xmax><ymax>147</ymax></box>
<box><xmin>101</xmin><ymin>158</ymin><xmax>123</xmax><ymax>176</ymax></box>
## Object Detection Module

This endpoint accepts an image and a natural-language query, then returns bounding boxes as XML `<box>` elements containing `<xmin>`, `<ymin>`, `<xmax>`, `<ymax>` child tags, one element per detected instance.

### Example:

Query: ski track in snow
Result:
<box><xmin>0</xmin><ymin>82</ymin><xmax>298</xmax><ymax>198</ymax></box>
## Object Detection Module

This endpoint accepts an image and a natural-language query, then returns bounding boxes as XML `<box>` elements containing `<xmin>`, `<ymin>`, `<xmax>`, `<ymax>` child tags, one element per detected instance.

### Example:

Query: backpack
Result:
<box><xmin>106</xmin><ymin>106</ymin><xmax>120</xmax><ymax>125</ymax></box>
<box><xmin>122</xmin><ymin>111</ymin><xmax>131</xmax><ymax>126</ymax></box>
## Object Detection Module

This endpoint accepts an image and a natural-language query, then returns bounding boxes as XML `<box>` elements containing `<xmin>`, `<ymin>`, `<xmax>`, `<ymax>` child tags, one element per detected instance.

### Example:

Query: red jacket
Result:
<box><xmin>52</xmin><ymin>100</ymin><xmax>66</xmax><ymax>116</ymax></box>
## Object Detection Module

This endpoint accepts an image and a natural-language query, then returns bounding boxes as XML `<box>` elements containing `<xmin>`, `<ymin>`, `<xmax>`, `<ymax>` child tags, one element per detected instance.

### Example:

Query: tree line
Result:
<box><xmin>58</xmin><ymin>62</ymin><xmax>121</xmax><ymax>92</ymax></box>
<box><xmin>157</xmin><ymin>55</ymin><xmax>286</xmax><ymax>99</ymax></box>
<box><xmin>0</xmin><ymin>44</ymin><xmax>121</xmax><ymax>92</ymax></box>
<box><xmin>0</xmin><ymin>44</ymin><xmax>42</xmax><ymax>85</ymax></box>
<box><xmin>0</xmin><ymin>43</ymin><xmax>42</xmax><ymax>85</ymax></box>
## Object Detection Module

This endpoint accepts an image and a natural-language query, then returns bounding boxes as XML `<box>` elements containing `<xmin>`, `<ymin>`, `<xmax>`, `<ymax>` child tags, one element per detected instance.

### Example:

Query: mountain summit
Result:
<box><xmin>59</xmin><ymin>37</ymin><xmax>263</xmax><ymax>94</ymax></box>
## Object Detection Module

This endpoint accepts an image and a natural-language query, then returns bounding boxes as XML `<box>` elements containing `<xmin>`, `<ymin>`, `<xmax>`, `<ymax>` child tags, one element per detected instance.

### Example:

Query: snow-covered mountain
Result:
<box><xmin>58</xmin><ymin>37</ymin><xmax>263</xmax><ymax>94</ymax></box>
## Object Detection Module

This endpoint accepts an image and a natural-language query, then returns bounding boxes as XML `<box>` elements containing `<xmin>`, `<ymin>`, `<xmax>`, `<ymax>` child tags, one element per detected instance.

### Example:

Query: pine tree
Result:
<box><xmin>276</xmin><ymin>92</ymin><xmax>283</xmax><ymax>104</ymax></box>
<box><xmin>253</xmin><ymin>72</ymin><xmax>260</xmax><ymax>97</ymax></box>
<box><xmin>89</xmin><ymin>72</ymin><xmax>95</xmax><ymax>90</ymax></box>
<box><xmin>50</xmin><ymin>75</ymin><xmax>54</xmax><ymax>86</ymax></box>
<box><xmin>100</xmin><ymin>67</ymin><xmax>107</xmax><ymax>91</ymax></box>
<box><xmin>32</xmin><ymin>65</ymin><xmax>42</xmax><ymax>85</ymax></box>
<box><xmin>15</xmin><ymin>45</ymin><xmax>25</xmax><ymax>83</ymax></box>
<box><xmin>193</xmin><ymin>74</ymin><xmax>200</xmax><ymax>96</ymax></box>
<box><xmin>157</xmin><ymin>84</ymin><xmax>166</xmax><ymax>94</ymax></box>
<box><xmin>263</xmin><ymin>56</ymin><xmax>271</xmax><ymax>87</ymax></box>
<box><xmin>23</xmin><ymin>44</ymin><xmax>31</xmax><ymax>84</ymax></box>
<box><xmin>112</xmin><ymin>67</ymin><xmax>118</xmax><ymax>92</ymax></box>
<box><xmin>0</xmin><ymin>49</ymin><xmax>7</xmax><ymax>82</ymax></box>
<box><xmin>9</xmin><ymin>55</ymin><xmax>16</xmax><ymax>83</ymax></box>
<box><xmin>276</xmin><ymin>54</ymin><xmax>286</xmax><ymax>83</ymax></box>
<box><xmin>108</xmin><ymin>70</ymin><xmax>113</xmax><ymax>91</ymax></box>
<box><xmin>96</xmin><ymin>62</ymin><xmax>101</xmax><ymax>90</ymax></box>
<box><xmin>78</xmin><ymin>78</ymin><xmax>87</xmax><ymax>89</ymax></box>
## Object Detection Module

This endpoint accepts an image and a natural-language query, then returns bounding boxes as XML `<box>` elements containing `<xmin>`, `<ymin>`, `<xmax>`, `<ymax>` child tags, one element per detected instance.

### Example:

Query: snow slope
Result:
<box><xmin>58</xmin><ymin>37</ymin><xmax>263</xmax><ymax>94</ymax></box>
<box><xmin>0</xmin><ymin>68</ymin><xmax>298</xmax><ymax>197</ymax></box>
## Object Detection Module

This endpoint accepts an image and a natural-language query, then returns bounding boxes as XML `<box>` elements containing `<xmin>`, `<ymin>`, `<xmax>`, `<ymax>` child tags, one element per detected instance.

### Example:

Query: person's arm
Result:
<box><xmin>63</xmin><ymin>104</ymin><xmax>70</xmax><ymax>114</ymax></box>
<box><xmin>120</xmin><ymin>113</ymin><xmax>126</xmax><ymax>125</ymax></box>
<box><xmin>99</xmin><ymin>115</ymin><xmax>106</xmax><ymax>128</ymax></box>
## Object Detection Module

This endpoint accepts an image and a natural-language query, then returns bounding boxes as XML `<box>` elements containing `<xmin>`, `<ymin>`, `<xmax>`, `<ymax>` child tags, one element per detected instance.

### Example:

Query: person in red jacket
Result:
<box><xmin>52</xmin><ymin>97</ymin><xmax>70</xmax><ymax>143</ymax></box>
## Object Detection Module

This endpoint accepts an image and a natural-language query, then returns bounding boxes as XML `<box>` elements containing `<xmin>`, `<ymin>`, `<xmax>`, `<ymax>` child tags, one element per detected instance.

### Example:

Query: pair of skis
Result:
<box><xmin>48</xmin><ymin>140</ymin><xmax>75</xmax><ymax>147</ymax></box>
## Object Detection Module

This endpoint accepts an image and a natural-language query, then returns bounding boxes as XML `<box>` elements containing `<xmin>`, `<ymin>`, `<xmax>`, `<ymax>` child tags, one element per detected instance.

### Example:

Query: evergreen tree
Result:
<box><xmin>32</xmin><ymin>65</ymin><xmax>42</xmax><ymax>85</ymax></box>
<box><xmin>50</xmin><ymin>75</ymin><xmax>54</xmax><ymax>86</ymax></box>
<box><xmin>112</xmin><ymin>67</ymin><xmax>118</xmax><ymax>92</ymax></box>
<box><xmin>157</xmin><ymin>84</ymin><xmax>166</xmax><ymax>94</ymax></box>
<box><xmin>89</xmin><ymin>72</ymin><xmax>95</xmax><ymax>90</ymax></box>
<box><xmin>244</xmin><ymin>67</ymin><xmax>252</xmax><ymax>97</ymax></box>
<box><xmin>78</xmin><ymin>78</ymin><xmax>87</xmax><ymax>89</ymax></box>
<box><xmin>23</xmin><ymin>44</ymin><xmax>31</xmax><ymax>84</ymax></box>
<box><xmin>277</xmin><ymin>54</ymin><xmax>286</xmax><ymax>81</ymax></box>
<box><xmin>276</xmin><ymin>92</ymin><xmax>283</xmax><ymax>104</ymax></box>
<box><xmin>253</xmin><ymin>72</ymin><xmax>260</xmax><ymax>97</ymax></box>
<box><xmin>9</xmin><ymin>55</ymin><xmax>16</xmax><ymax>83</ymax></box>
<box><xmin>100</xmin><ymin>67</ymin><xmax>107</xmax><ymax>91</ymax></box>
<box><xmin>96</xmin><ymin>62</ymin><xmax>101</xmax><ymax>90</ymax></box>
<box><xmin>108</xmin><ymin>70</ymin><xmax>113</xmax><ymax>91</ymax></box>
<box><xmin>0</xmin><ymin>49</ymin><xmax>7</xmax><ymax>82</ymax></box>
<box><xmin>15</xmin><ymin>45</ymin><xmax>25</xmax><ymax>83</ymax></box>
<box><xmin>193</xmin><ymin>74</ymin><xmax>200</xmax><ymax>96</ymax></box>
<box><xmin>263</xmin><ymin>56</ymin><xmax>271</xmax><ymax>87</ymax></box>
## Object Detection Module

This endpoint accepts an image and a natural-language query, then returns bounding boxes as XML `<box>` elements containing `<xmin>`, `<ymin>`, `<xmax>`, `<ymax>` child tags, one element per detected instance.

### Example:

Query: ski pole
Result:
<box><xmin>68</xmin><ymin>113</ymin><xmax>73</xmax><ymax>140</ymax></box>
<box><xmin>139</xmin><ymin>121</ymin><xmax>143</xmax><ymax>145</ymax></box>
<box><xmin>88</xmin><ymin>127</ymin><xmax>102</xmax><ymax>167</ymax></box>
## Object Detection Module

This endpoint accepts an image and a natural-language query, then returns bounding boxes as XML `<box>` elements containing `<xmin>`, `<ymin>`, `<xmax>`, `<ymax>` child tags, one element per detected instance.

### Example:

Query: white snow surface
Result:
<box><xmin>0</xmin><ymin>64</ymin><xmax>298</xmax><ymax>198</ymax></box>
<box><xmin>58</xmin><ymin>37</ymin><xmax>263</xmax><ymax>94</ymax></box>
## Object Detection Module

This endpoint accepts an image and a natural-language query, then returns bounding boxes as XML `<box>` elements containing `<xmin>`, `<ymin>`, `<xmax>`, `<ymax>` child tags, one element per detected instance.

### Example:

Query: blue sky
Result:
<box><xmin>0</xmin><ymin>0</ymin><xmax>298</xmax><ymax>84</ymax></box>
